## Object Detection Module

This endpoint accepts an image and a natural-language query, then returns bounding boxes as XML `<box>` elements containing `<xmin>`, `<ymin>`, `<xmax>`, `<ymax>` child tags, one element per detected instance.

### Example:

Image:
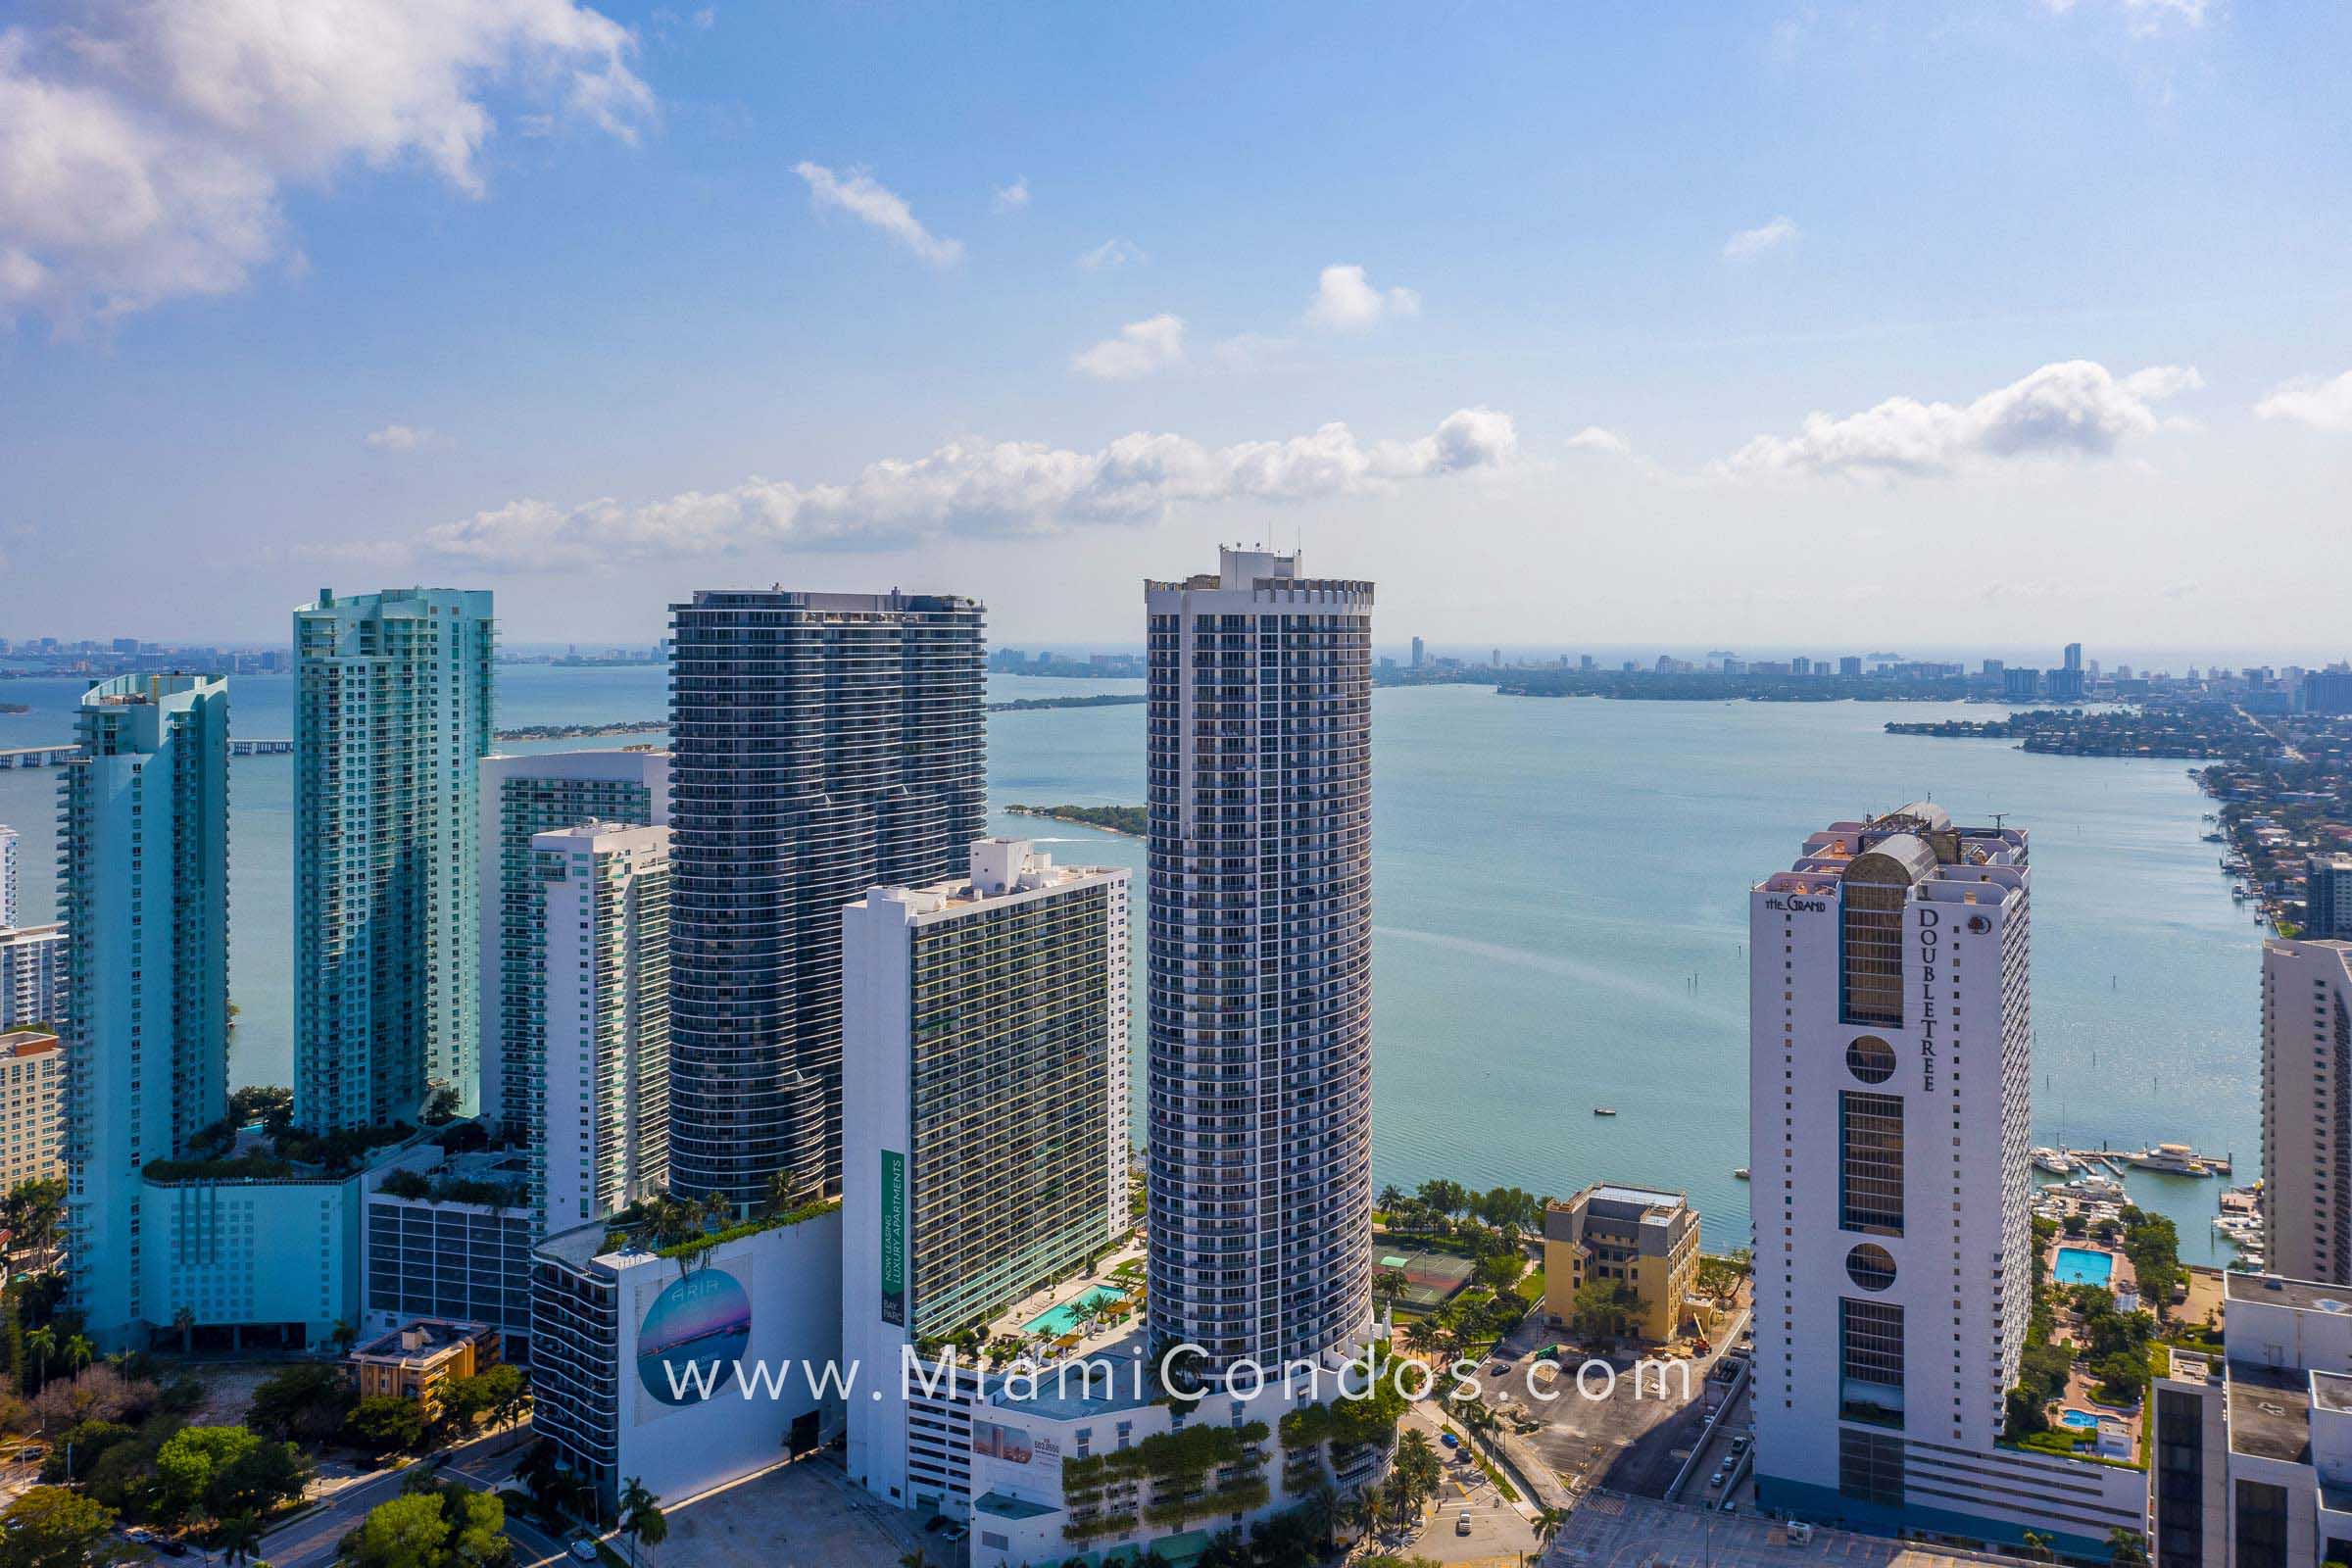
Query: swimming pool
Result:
<box><xmin>1023</xmin><ymin>1286</ymin><xmax>1128</xmax><ymax>1339</ymax></box>
<box><xmin>2060</xmin><ymin>1409</ymin><xmax>2100</xmax><ymax>1430</ymax></box>
<box><xmin>2053</xmin><ymin>1247</ymin><xmax>2116</xmax><ymax>1288</ymax></box>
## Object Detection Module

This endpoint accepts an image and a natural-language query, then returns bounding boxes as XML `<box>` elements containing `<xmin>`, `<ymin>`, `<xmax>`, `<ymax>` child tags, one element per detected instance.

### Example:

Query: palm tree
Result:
<box><xmin>1534</xmin><ymin>1505</ymin><xmax>1566</xmax><ymax>1544</ymax></box>
<box><xmin>1297</xmin><ymin>1479</ymin><xmax>1341</xmax><ymax>1549</ymax></box>
<box><xmin>23</xmin><ymin>1324</ymin><xmax>53</xmax><ymax>1392</ymax></box>
<box><xmin>217</xmin><ymin>1512</ymin><xmax>267</xmax><ymax>1567</ymax></box>
<box><xmin>172</xmin><ymin>1304</ymin><xmax>196</xmax><ymax>1352</ymax></box>
<box><xmin>517</xmin><ymin>1440</ymin><xmax>564</xmax><ymax>1516</ymax></box>
<box><xmin>1396</xmin><ymin>1429</ymin><xmax>1443</xmax><ymax>1509</ymax></box>
<box><xmin>762</xmin><ymin>1169</ymin><xmax>809</xmax><ymax>1217</ymax></box>
<box><xmin>618</xmin><ymin>1475</ymin><xmax>665</xmax><ymax>1567</ymax></box>
<box><xmin>330</xmin><ymin>1319</ymin><xmax>358</xmax><ymax>1356</ymax></box>
<box><xmin>2021</xmin><ymin>1530</ymin><xmax>2056</xmax><ymax>1563</ymax></box>
<box><xmin>1345</xmin><ymin>1485</ymin><xmax>1386</xmax><ymax>1544</ymax></box>
<box><xmin>63</xmin><ymin>1333</ymin><xmax>92</xmax><ymax>1376</ymax></box>
<box><xmin>2108</xmin><ymin>1528</ymin><xmax>2150</xmax><ymax>1568</ymax></box>
<box><xmin>1383</xmin><ymin>1468</ymin><xmax>1418</xmax><ymax>1524</ymax></box>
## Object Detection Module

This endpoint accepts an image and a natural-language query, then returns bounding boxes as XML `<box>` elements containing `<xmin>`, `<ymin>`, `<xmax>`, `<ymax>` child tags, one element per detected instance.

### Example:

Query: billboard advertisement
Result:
<box><xmin>880</xmin><ymin>1150</ymin><xmax>906</xmax><ymax>1327</ymax></box>
<box><xmin>636</xmin><ymin>1264</ymin><xmax>753</xmax><ymax>1406</ymax></box>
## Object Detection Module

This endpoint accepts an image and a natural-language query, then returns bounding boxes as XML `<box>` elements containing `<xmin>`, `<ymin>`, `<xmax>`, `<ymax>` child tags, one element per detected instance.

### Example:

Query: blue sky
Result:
<box><xmin>3</xmin><ymin>0</ymin><xmax>2349</xmax><ymax>652</ymax></box>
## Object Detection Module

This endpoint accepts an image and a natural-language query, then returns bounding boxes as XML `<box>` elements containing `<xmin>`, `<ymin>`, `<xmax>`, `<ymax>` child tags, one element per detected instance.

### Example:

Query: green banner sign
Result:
<box><xmin>880</xmin><ymin>1149</ymin><xmax>906</xmax><ymax>1327</ymax></box>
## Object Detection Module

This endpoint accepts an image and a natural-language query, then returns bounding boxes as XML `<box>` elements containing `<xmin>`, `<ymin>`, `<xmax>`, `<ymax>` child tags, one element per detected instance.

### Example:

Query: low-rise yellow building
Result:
<box><xmin>0</xmin><ymin>1029</ymin><xmax>64</xmax><ymax>1192</ymax></box>
<box><xmin>350</xmin><ymin>1319</ymin><xmax>498</xmax><ymax>1416</ymax></box>
<box><xmin>1542</xmin><ymin>1182</ymin><xmax>1700</xmax><ymax>1344</ymax></box>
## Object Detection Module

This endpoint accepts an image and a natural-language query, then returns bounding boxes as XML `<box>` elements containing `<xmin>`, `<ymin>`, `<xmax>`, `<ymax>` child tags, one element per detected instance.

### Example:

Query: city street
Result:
<box><xmin>259</xmin><ymin>1427</ymin><xmax>535</xmax><ymax>1568</ymax></box>
<box><xmin>1473</xmin><ymin>1292</ymin><xmax>1752</xmax><ymax>1503</ymax></box>
<box><xmin>1394</xmin><ymin>1402</ymin><xmax>1544</xmax><ymax>1565</ymax></box>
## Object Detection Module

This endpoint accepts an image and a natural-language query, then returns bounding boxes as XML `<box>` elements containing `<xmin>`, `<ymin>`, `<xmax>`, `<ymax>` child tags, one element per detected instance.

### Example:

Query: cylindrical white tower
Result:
<box><xmin>1144</xmin><ymin>548</ymin><xmax>1375</xmax><ymax>1375</ymax></box>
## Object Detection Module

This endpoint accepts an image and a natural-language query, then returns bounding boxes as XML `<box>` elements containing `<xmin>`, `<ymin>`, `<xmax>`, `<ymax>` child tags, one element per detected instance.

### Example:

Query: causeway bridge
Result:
<box><xmin>0</xmin><ymin>738</ymin><xmax>292</xmax><ymax>768</ymax></box>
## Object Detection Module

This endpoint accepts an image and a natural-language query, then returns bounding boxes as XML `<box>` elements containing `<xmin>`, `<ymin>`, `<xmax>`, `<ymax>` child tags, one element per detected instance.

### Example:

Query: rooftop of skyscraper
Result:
<box><xmin>854</xmin><ymin>838</ymin><xmax>1124</xmax><ymax>921</ymax></box>
<box><xmin>1759</xmin><ymin>801</ymin><xmax>2030</xmax><ymax>895</ymax></box>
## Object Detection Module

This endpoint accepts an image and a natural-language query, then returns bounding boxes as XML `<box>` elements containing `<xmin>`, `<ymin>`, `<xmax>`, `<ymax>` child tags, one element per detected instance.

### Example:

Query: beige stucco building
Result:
<box><xmin>1542</xmin><ymin>1182</ymin><xmax>1700</xmax><ymax>1344</ymax></box>
<box><xmin>0</xmin><ymin>1028</ymin><xmax>63</xmax><ymax>1192</ymax></box>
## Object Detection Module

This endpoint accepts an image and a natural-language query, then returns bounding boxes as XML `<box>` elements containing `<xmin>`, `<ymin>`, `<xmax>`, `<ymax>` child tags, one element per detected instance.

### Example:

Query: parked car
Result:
<box><xmin>1440</xmin><ymin>1431</ymin><xmax>1460</xmax><ymax>1447</ymax></box>
<box><xmin>568</xmin><ymin>1541</ymin><xmax>600</xmax><ymax>1562</ymax></box>
<box><xmin>1456</xmin><ymin>1511</ymin><xmax>1473</xmax><ymax>1537</ymax></box>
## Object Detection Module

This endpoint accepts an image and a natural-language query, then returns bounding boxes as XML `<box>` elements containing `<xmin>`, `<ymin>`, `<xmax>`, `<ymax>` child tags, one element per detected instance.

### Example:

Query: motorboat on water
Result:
<box><xmin>2130</xmin><ymin>1143</ymin><xmax>2215</xmax><ymax>1177</ymax></box>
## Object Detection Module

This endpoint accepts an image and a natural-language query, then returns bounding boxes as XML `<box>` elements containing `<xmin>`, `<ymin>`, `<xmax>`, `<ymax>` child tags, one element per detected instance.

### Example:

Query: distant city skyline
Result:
<box><xmin>5</xmin><ymin>6</ymin><xmax>2352</xmax><ymax>648</ymax></box>
<box><xmin>6</xmin><ymin>628</ymin><xmax>2351</xmax><ymax>673</ymax></box>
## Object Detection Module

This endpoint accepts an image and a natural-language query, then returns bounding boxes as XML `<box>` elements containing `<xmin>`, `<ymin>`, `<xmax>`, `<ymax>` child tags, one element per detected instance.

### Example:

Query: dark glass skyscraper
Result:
<box><xmin>665</xmin><ymin>589</ymin><xmax>986</xmax><ymax>1207</ymax></box>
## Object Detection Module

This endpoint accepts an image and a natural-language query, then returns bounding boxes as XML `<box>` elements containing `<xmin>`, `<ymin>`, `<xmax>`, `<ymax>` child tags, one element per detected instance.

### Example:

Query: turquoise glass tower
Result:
<box><xmin>294</xmin><ymin>588</ymin><xmax>495</xmax><ymax>1133</ymax></box>
<box><xmin>61</xmin><ymin>673</ymin><xmax>231</xmax><ymax>1348</ymax></box>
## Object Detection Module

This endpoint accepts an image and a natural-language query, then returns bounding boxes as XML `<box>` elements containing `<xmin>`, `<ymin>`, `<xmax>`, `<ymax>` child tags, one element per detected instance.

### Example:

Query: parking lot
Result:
<box><xmin>1545</xmin><ymin>1492</ymin><xmax>2043</xmax><ymax>1568</ymax></box>
<box><xmin>1473</xmin><ymin>1290</ymin><xmax>1751</xmax><ymax>1502</ymax></box>
<box><xmin>1680</xmin><ymin>1378</ymin><xmax>1754</xmax><ymax>1511</ymax></box>
<box><xmin>656</xmin><ymin>1452</ymin><xmax>927</xmax><ymax>1568</ymax></box>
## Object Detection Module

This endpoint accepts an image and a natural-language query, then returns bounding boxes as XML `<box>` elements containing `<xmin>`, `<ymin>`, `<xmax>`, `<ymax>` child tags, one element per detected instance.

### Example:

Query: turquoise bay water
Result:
<box><xmin>0</xmin><ymin>673</ymin><xmax>2258</xmax><ymax>1261</ymax></box>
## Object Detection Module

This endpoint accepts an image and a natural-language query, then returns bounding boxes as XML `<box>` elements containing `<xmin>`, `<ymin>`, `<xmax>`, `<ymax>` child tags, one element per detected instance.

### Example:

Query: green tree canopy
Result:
<box><xmin>247</xmin><ymin>1360</ymin><xmax>358</xmax><ymax>1445</ymax></box>
<box><xmin>0</xmin><ymin>1486</ymin><xmax>122</xmax><ymax>1568</ymax></box>
<box><xmin>346</xmin><ymin>1394</ymin><xmax>428</xmax><ymax>1454</ymax></box>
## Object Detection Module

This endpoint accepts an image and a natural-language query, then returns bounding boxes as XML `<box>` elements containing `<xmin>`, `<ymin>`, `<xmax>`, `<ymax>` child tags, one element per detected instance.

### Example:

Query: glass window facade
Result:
<box><xmin>1838</xmin><ymin>1296</ymin><xmax>1906</xmax><ymax>1429</ymax></box>
<box><xmin>1839</xmin><ymin>1090</ymin><xmax>1905</xmax><ymax>1237</ymax></box>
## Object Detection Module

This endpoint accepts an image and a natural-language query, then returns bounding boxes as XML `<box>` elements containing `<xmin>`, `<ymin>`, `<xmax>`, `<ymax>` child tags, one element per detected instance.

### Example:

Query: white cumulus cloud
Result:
<box><xmin>1724</xmin><ymin>216</ymin><xmax>1799</xmax><ymax>260</ymax></box>
<box><xmin>365</xmin><ymin>423</ymin><xmax>432</xmax><ymax>452</ymax></box>
<box><xmin>992</xmin><ymin>175</ymin><xmax>1030</xmax><ymax>213</ymax></box>
<box><xmin>1071</xmin><ymin>315</ymin><xmax>1186</xmax><ymax>381</ymax></box>
<box><xmin>792</xmin><ymin>162</ymin><xmax>961</xmax><ymax>267</ymax></box>
<box><xmin>1305</xmin><ymin>264</ymin><xmax>1420</xmax><ymax>332</ymax></box>
<box><xmin>2255</xmin><ymin>370</ymin><xmax>2352</xmax><ymax>433</ymax></box>
<box><xmin>0</xmin><ymin>1</ymin><xmax>652</xmax><ymax>326</ymax></box>
<box><xmin>1566</xmin><ymin>425</ymin><xmax>1632</xmax><ymax>455</ymax></box>
<box><xmin>1717</xmin><ymin>360</ymin><xmax>2201</xmax><ymax>479</ymax></box>
<box><xmin>1076</xmin><ymin>237</ymin><xmax>1144</xmax><ymax>270</ymax></box>
<box><xmin>396</xmin><ymin>408</ymin><xmax>1519</xmax><ymax>571</ymax></box>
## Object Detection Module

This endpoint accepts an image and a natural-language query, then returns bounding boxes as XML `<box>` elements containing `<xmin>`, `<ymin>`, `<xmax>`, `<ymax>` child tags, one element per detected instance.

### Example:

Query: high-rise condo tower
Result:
<box><xmin>2260</xmin><ymin>937</ymin><xmax>2352</xmax><ymax>1285</ymax></box>
<box><xmin>665</xmin><ymin>589</ymin><xmax>985</xmax><ymax>1207</ymax></box>
<box><xmin>1144</xmin><ymin>547</ymin><xmax>1375</xmax><ymax>1374</ymax></box>
<box><xmin>1748</xmin><ymin>804</ymin><xmax>2151</xmax><ymax>1552</ymax></box>
<box><xmin>62</xmin><ymin>674</ymin><xmax>230</xmax><ymax>1348</ymax></box>
<box><xmin>294</xmin><ymin>588</ymin><xmax>494</xmax><ymax>1132</ymax></box>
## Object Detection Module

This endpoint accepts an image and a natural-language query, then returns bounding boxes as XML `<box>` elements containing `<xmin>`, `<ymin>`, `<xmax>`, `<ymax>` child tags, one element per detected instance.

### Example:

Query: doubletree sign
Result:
<box><xmin>881</xmin><ymin>1150</ymin><xmax>906</xmax><ymax>1327</ymax></box>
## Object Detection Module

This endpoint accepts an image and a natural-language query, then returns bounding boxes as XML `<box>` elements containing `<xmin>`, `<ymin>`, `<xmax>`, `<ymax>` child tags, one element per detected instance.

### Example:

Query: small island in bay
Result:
<box><xmin>987</xmin><ymin>693</ymin><xmax>1149</xmax><ymax>712</ymax></box>
<box><xmin>494</xmin><ymin>719</ymin><xmax>666</xmax><ymax>742</ymax></box>
<box><xmin>1004</xmin><ymin>803</ymin><xmax>1146</xmax><ymax>837</ymax></box>
<box><xmin>0</xmin><ymin>702</ymin><xmax>27</xmax><ymax>715</ymax></box>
